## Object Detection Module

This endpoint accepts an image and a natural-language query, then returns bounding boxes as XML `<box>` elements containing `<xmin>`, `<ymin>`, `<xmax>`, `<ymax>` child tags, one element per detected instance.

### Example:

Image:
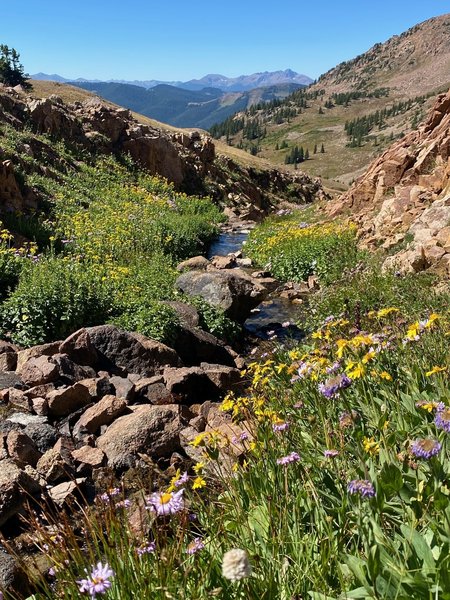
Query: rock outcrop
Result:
<box><xmin>0</xmin><ymin>323</ymin><xmax>246</xmax><ymax>527</ymax></box>
<box><xmin>328</xmin><ymin>88</ymin><xmax>450</xmax><ymax>275</ymax></box>
<box><xmin>0</xmin><ymin>85</ymin><xmax>323</xmax><ymax>220</ymax></box>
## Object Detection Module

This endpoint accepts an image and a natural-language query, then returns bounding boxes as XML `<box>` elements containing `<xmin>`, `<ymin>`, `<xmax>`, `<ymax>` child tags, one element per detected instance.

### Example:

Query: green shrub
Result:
<box><xmin>0</xmin><ymin>256</ymin><xmax>112</xmax><ymax>346</ymax></box>
<box><xmin>245</xmin><ymin>215</ymin><xmax>361</xmax><ymax>285</ymax></box>
<box><xmin>308</xmin><ymin>261</ymin><xmax>450</xmax><ymax>330</ymax></box>
<box><xmin>111</xmin><ymin>301</ymin><xmax>180</xmax><ymax>345</ymax></box>
<box><xmin>190</xmin><ymin>296</ymin><xmax>241</xmax><ymax>343</ymax></box>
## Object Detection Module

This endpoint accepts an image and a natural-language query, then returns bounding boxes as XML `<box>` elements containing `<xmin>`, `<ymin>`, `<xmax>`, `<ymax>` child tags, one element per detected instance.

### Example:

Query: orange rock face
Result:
<box><xmin>328</xmin><ymin>89</ymin><xmax>450</xmax><ymax>275</ymax></box>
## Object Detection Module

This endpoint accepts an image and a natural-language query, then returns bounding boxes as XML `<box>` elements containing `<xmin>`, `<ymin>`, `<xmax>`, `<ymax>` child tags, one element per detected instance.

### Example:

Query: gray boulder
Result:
<box><xmin>87</xmin><ymin>325</ymin><xmax>182</xmax><ymax>376</ymax></box>
<box><xmin>96</xmin><ymin>404</ymin><xmax>182</xmax><ymax>469</ymax></box>
<box><xmin>176</xmin><ymin>269</ymin><xmax>267</xmax><ymax>322</ymax></box>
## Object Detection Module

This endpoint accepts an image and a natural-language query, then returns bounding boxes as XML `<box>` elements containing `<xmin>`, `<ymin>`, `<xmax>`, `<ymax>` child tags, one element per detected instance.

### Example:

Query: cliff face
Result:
<box><xmin>328</xmin><ymin>89</ymin><xmax>450</xmax><ymax>276</ymax></box>
<box><xmin>0</xmin><ymin>85</ymin><xmax>323</xmax><ymax>223</ymax></box>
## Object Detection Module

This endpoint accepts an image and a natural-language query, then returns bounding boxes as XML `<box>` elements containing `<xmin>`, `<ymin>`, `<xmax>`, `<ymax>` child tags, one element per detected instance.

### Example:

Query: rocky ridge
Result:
<box><xmin>328</xmin><ymin>87</ymin><xmax>450</xmax><ymax>276</ymax></box>
<box><xmin>0</xmin><ymin>84</ymin><xmax>323</xmax><ymax>227</ymax></box>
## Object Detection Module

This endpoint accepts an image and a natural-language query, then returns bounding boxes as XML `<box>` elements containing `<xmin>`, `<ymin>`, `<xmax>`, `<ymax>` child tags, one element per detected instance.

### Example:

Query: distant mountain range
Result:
<box><xmin>31</xmin><ymin>69</ymin><xmax>313</xmax><ymax>92</ymax></box>
<box><xmin>67</xmin><ymin>81</ymin><xmax>304</xmax><ymax>129</ymax></box>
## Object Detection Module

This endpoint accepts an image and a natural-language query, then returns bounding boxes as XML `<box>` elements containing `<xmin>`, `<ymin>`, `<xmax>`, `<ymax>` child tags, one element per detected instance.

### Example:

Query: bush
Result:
<box><xmin>308</xmin><ymin>262</ymin><xmax>450</xmax><ymax>330</ymax></box>
<box><xmin>111</xmin><ymin>301</ymin><xmax>180</xmax><ymax>345</ymax></box>
<box><xmin>245</xmin><ymin>214</ymin><xmax>361</xmax><ymax>285</ymax></box>
<box><xmin>190</xmin><ymin>296</ymin><xmax>241</xmax><ymax>343</ymax></box>
<box><xmin>0</xmin><ymin>256</ymin><xmax>112</xmax><ymax>346</ymax></box>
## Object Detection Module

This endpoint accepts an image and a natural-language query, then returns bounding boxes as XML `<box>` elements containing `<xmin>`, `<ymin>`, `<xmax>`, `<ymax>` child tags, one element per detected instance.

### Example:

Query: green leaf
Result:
<box><xmin>400</xmin><ymin>525</ymin><xmax>436</xmax><ymax>571</ymax></box>
<box><xmin>379</xmin><ymin>463</ymin><xmax>403</xmax><ymax>494</ymax></box>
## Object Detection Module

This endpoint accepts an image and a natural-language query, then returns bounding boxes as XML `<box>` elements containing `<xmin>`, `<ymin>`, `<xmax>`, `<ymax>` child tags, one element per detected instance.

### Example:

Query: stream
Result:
<box><xmin>207</xmin><ymin>226</ymin><xmax>305</xmax><ymax>344</ymax></box>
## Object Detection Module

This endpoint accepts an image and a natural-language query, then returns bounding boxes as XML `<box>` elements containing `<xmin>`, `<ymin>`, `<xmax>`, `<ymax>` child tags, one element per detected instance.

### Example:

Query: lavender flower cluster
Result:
<box><xmin>318</xmin><ymin>374</ymin><xmax>352</xmax><ymax>399</ymax></box>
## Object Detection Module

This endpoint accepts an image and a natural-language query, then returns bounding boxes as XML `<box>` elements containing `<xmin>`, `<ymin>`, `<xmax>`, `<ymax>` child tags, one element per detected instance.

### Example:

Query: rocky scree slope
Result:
<box><xmin>314</xmin><ymin>13</ymin><xmax>450</xmax><ymax>97</ymax></box>
<box><xmin>328</xmin><ymin>87</ymin><xmax>450</xmax><ymax>276</ymax></box>
<box><xmin>0</xmin><ymin>84</ymin><xmax>323</xmax><ymax>226</ymax></box>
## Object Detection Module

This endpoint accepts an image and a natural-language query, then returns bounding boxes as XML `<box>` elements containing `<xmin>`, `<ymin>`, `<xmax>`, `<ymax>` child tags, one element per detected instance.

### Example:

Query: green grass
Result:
<box><xmin>0</xmin><ymin>127</ymin><xmax>224</xmax><ymax>346</ymax></box>
<box><xmin>8</xmin><ymin>292</ymin><xmax>449</xmax><ymax>599</ymax></box>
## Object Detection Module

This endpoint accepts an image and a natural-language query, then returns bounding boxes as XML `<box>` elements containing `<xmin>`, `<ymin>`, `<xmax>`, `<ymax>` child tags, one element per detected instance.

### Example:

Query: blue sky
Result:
<box><xmin>1</xmin><ymin>1</ymin><xmax>449</xmax><ymax>81</ymax></box>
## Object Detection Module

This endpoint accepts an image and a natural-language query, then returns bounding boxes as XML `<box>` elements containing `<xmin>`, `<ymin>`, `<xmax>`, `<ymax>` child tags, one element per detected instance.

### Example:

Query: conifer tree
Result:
<box><xmin>0</xmin><ymin>45</ymin><xmax>30</xmax><ymax>88</ymax></box>
<box><xmin>320</xmin><ymin>143</ymin><xmax>325</xmax><ymax>153</ymax></box>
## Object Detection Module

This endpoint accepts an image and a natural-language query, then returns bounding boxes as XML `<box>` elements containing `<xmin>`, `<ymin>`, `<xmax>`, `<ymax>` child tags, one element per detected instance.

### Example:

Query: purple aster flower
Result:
<box><xmin>145</xmin><ymin>489</ymin><xmax>184</xmax><ymax>516</ymax></box>
<box><xmin>276</xmin><ymin>451</ymin><xmax>300</xmax><ymax>465</ymax></box>
<box><xmin>273</xmin><ymin>421</ymin><xmax>289</xmax><ymax>432</ymax></box>
<box><xmin>319</xmin><ymin>374</ymin><xmax>352</xmax><ymax>398</ymax></box>
<box><xmin>115</xmin><ymin>499</ymin><xmax>131</xmax><ymax>509</ymax></box>
<box><xmin>326</xmin><ymin>361</ymin><xmax>341</xmax><ymax>375</ymax></box>
<box><xmin>347</xmin><ymin>479</ymin><xmax>376</xmax><ymax>498</ymax></box>
<box><xmin>77</xmin><ymin>562</ymin><xmax>114</xmax><ymax>597</ymax></box>
<box><xmin>435</xmin><ymin>404</ymin><xmax>450</xmax><ymax>433</ymax></box>
<box><xmin>137</xmin><ymin>541</ymin><xmax>156</xmax><ymax>556</ymax></box>
<box><xmin>174</xmin><ymin>471</ymin><xmax>189</xmax><ymax>487</ymax></box>
<box><xmin>324</xmin><ymin>449</ymin><xmax>339</xmax><ymax>458</ymax></box>
<box><xmin>410</xmin><ymin>438</ymin><xmax>441</xmax><ymax>459</ymax></box>
<box><xmin>186</xmin><ymin>537</ymin><xmax>205</xmax><ymax>555</ymax></box>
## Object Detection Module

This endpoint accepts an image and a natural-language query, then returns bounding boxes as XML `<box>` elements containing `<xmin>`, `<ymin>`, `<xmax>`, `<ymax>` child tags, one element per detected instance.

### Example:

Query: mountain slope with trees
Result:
<box><xmin>70</xmin><ymin>80</ymin><xmax>304</xmax><ymax>129</ymax></box>
<box><xmin>209</xmin><ymin>13</ymin><xmax>450</xmax><ymax>187</ymax></box>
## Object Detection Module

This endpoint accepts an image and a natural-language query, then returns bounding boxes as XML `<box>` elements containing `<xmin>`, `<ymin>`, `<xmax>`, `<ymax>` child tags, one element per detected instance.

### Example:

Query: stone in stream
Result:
<box><xmin>176</xmin><ymin>268</ymin><xmax>268</xmax><ymax>322</ymax></box>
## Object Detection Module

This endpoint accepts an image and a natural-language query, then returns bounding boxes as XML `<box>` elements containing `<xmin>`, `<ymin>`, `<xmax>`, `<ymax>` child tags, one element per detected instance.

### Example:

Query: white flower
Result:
<box><xmin>222</xmin><ymin>548</ymin><xmax>252</xmax><ymax>581</ymax></box>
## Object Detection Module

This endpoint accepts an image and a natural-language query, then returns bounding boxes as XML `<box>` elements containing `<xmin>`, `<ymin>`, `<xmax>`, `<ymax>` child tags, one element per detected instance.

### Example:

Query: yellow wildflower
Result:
<box><xmin>193</xmin><ymin>462</ymin><xmax>205</xmax><ymax>473</ymax></box>
<box><xmin>336</xmin><ymin>339</ymin><xmax>349</xmax><ymax>358</ymax></box>
<box><xmin>362</xmin><ymin>350</ymin><xmax>376</xmax><ymax>364</ymax></box>
<box><xmin>221</xmin><ymin>395</ymin><xmax>235</xmax><ymax>412</ymax></box>
<box><xmin>406</xmin><ymin>322</ymin><xmax>420</xmax><ymax>340</ymax></box>
<box><xmin>192</xmin><ymin>476</ymin><xmax>206</xmax><ymax>490</ymax></box>
<box><xmin>425</xmin><ymin>366</ymin><xmax>447</xmax><ymax>377</ymax></box>
<box><xmin>379</xmin><ymin>371</ymin><xmax>393</xmax><ymax>381</ymax></box>
<box><xmin>376</xmin><ymin>307</ymin><xmax>399</xmax><ymax>318</ymax></box>
<box><xmin>346</xmin><ymin>362</ymin><xmax>366</xmax><ymax>379</ymax></box>
<box><xmin>275</xmin><ymin>363</ymin><xmax>287</xmax><ymax>374</ymax></box>
<box><xmin>424</xmin><ymin>313</ymin><xmax>440</xmax><ymax>329</ymax></box>
<box><xmin>363</xmin><ymin>437</ymin><xmax>380</xmax><ymax>456</ymax></box>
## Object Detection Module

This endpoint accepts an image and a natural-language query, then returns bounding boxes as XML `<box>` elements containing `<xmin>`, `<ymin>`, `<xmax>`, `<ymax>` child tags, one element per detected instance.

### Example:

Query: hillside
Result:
<box><xmin>70</xmin><ymin>80</ymin><xmax>304</xmax><ymax>129</ymax></box>
<box><xmin>210</xmin><ymin>13</ymin><xmax>450</xmax><ymax>187</ymax></box>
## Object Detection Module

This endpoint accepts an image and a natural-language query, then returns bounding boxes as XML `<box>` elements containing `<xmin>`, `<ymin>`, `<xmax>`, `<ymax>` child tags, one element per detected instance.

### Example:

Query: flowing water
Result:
<box><xmin>207</xmin><ymin>227</ymin><xmax>305</xmax><ymax>342</ymax></box>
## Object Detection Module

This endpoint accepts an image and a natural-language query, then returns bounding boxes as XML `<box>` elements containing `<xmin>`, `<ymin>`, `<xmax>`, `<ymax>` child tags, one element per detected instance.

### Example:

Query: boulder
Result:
<box><xmin>36</xmin><ymin>449</ymin><xmax>68</xmax><ymax>483</ymax></box>
<box><xmin>52</xmin><ymin>353</ymin><xmax>97</xmax><ymax>383</ymax></box>
<box><xmin>210</xmin><ymin>255</ymin><xmax>236</xmax><ymax>269</ymax></box>
<box><xmin>176</xmin><ymin>255</ymin><xmax>210</xmax><ymax>272</ymax></box>
<box><xmin>48</xmin><ymin>478</ymin><xmax>86</xmax><ymax>506</ymax></box>
<box><xmin>171</xmin><ymin>325</ymin><xmax>237</xmax><ymax>367</ymax></box>
<box><xmin>163</xmin><ymin>366</ymin><xmax>219</xmax><ymax>402</ymax></box>
<box><xmin>73</xmin><ymin>395</ymin><xmax>128</xmax><ymax>435</ymax></box>
<box><xmin>59</xmin><ymin>328</ymin><xmax>99</xmax><ymax>367</ymax></box>
<box><xmin>96</xmin><ymin>404</ymin><xmax>182</xmax><ymax>469</ymax></box>
<box><xmin>71</xmin><ymin>446</ymin><xmax>105</xmax><ymax>468</ymax></box>
<box><xmin>6</xmin><ymin>430</ymin><xmax>42</xmax><ymax>468</ymax></box>
<box><xmin>176</xmin><ymin>269</ymin><xmax>267</xmax><ymax>322</ymax></box>
<box><xmin>200</xmin><ymin>363</ymin><xmax>243</xmax><ymax>392</ymax></box>
<box><xmin>0</xmin><ymin>549</ymin><xmax>30</xmax><ymax>598</ymax></box>
<box><xmin>24</xmin><ymin>422</ymin><xmax>59</xmax><ymax>453</ymax></box>
<box><xmin>18</xmin><ymin>355</ymin><xmax>60</xmax><ymax>387</ymax></box>
<box><xmin>134</xmin><ymin>377</ymin><xmax>174</xmax><ymax>405</ymax></box>
<box><xmin>0</xmin><ymin>458</ymin><xmax>41</xmax><ymax>526</ymax></box>
<box><xmin>0</xmin><ymin>349</ymin><xmax>17</xmax><ymax>372</ymax></box>
<box><xmin>16</xmin><ymin>341</ymin><xmax>61</xmax><ymax>372</ymax></box>
<box><xmin>87</xmin><ymin>325</ymin><xmax>182</xmax><ymax>376</ymax></box>
<box><xmin>46</xmin><ymin>382</ymin><xmax>92</xmax><ymax>418</ymax></box>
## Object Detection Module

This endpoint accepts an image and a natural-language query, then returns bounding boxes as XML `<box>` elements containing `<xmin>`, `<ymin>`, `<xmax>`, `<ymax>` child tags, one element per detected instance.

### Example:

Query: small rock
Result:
<box><xmin>71</xmin><ymin>446</ymin><xmax>105</xmax><ymax>468</ymax></box>
<box><xmin>6</xmin><ymin>413</ymin><xmax>47</xmax><ymax>427</ymax></box>
<box><xmin>48</xmin><ymin>478</ymin><xmax>86</xmax><ymax>506</ymax></box>
<box><xmin>176</xmin><ymin>255</ymin><xmax>210</xmax><ymax>272</ymax></box>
